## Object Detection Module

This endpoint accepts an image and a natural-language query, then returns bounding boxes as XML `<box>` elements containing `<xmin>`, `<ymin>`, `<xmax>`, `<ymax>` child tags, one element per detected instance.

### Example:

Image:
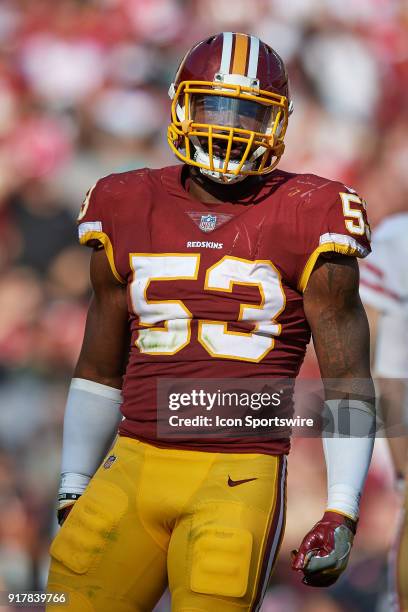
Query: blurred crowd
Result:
<box><xmin>1</xmin><ymin>0</ymin><xmax>407</xmax><ymax>610</ymax></box>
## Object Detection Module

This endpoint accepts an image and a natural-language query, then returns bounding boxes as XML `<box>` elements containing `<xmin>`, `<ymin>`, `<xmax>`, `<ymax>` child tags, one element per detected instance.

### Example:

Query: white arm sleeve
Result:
<box><xmin>323</xmin><ymin>400</ymin><xmax>375</xmax><ymax>520</ymax></box>
<box><xmin>61</xmin><ymin>378</ymin><xmax>123</xmax><ymax>478</ymax></box>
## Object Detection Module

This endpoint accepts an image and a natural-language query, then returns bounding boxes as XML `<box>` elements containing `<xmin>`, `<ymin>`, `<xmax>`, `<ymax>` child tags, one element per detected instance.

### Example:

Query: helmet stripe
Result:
<box><xmin>247</xmin><ymin>36</ymin><xmax>260</xmax><ymax>78</ymax></box>
<box><xmin>231</xmin><ymin>33</ymin><xmax>249</xmax><ymax>75</ymax></box>
<box><xmin>220</xmin><ymin>32</ymin><xmax>233</xmax><ymax>74</ymax></box>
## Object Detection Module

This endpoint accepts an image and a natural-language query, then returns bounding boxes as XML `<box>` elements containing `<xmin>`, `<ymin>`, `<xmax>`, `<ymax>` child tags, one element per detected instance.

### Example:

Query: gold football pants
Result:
<box><xmin>47</xmin><ymin>436</ymin><xmax>287</xmax><ymax>612</ymax></box>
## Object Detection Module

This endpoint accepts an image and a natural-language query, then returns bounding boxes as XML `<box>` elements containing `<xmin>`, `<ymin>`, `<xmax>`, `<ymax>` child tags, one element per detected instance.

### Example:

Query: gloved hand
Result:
<box><xmin>291</xmin><ymin>511</ymin><xmax>357</xmax><ymax>587</ymax></box>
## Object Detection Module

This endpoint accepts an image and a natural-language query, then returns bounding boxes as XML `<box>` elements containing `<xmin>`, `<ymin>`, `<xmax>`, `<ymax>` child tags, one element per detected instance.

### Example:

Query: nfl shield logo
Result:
<box><xmin>103</xmin><ymin>455</ymin><xmax>117</xmax><ymax>469</ymax></box>
<box><xmin>199</xmin><ymin>214</ymin><xmax>217</xmax><ymax>232</ymax></box>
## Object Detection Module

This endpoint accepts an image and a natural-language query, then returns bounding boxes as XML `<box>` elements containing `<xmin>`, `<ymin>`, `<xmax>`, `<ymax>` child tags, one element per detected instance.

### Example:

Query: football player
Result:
<box><xmin>359</xmin><ymin>213</ymin><xmax>408</xmax><ymax>611</ymax></box>
<box><xmin>47</xmin><ymin>33</ymin><xmax>375</xmax><ymax>611</ymax></box>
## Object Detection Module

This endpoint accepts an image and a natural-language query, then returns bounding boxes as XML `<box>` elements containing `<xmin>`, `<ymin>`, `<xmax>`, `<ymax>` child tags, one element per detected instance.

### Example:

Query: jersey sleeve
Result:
<box><xmin>76</xmin><ymin>177</ymin><xmax>126</xmax><ymax>284</ymax></box>
<box><xmin>297</xmin><ymin>183</ymin><xmax>371</xmax><ymax>292</ymax></box>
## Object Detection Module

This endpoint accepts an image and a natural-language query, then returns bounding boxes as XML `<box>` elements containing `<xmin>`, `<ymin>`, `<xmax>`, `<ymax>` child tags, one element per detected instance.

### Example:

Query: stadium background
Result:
<box><xmin>0</xmin><ymin>0</ymin><xmax>407</xmax><ymax>610</ymax></box>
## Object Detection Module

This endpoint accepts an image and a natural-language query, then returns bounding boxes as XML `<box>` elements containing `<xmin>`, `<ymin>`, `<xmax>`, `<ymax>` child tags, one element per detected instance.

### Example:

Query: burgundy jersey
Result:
<box><xmin>77</xmin><ymin>165</ymin><xmax>371</xmax><ymax>455</ymax></box>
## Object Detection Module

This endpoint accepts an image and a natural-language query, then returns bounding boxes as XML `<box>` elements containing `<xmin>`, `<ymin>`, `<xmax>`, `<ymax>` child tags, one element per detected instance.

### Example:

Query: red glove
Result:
<box><xmin>291</xmin><ymin>511</ymin><xmax>357</xmax><ymax>587</ymax></box>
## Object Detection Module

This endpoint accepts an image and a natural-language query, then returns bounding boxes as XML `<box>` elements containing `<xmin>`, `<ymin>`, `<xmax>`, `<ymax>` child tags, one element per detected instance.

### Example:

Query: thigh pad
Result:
<box><xmin>50</xmin><ymin>479</ymin><xmax>128</xmax><ymax>574</ymax></box>
<box><xmin>190</xmin><ymin>526</ymin><xmax>253</xmax><ymax>598</ymax></box>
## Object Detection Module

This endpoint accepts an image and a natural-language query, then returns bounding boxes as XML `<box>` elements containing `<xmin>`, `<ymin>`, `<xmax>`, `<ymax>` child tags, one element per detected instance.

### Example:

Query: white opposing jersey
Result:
<box><xmin>360</xmin><ymin>213</ymin><xmax>408</xmax><ymax>312</ymax></box>
<box><xmin>360</xmin><ymin>213</ymin><xmax>408</xmax><ymax>377</ymax></box>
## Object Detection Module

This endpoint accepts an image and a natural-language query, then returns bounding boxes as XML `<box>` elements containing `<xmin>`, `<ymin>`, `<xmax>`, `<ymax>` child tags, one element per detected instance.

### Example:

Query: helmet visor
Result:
<box><xmin>190</xmin><ymin>94</ymin><xmax>274</xmax><ymax>134</ymax></box>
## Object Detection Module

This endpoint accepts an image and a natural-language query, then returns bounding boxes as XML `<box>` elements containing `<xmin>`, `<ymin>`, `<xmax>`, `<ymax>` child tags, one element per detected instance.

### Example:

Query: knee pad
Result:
<box><xmin>190</xmin><ymin>526</ymin><xmax>253</xmax><ymax>598</ymax></box>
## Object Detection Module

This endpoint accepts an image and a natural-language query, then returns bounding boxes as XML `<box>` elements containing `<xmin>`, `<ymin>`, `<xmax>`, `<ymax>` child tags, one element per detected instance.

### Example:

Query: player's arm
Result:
<box><xmin>363</xmin><ymin>303</ymin><xmax>380</xmax><ymax>366</ymax></box>
<box><xmin>58</xmin><ymin>247</ymin><xmax>130</xmax><ymax>524</ymax></box>
<box><xmin>292</xmin><ymin>254</ymin><xmax>375</xmax><ymax>586</ymax></box>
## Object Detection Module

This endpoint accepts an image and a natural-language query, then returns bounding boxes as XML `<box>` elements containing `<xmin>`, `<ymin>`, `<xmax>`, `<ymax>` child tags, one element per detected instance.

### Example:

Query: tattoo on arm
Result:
<box><xmin>303</xmin><ymin>255</ymin><xmax>374</xmax><ymax>400</ymax></box>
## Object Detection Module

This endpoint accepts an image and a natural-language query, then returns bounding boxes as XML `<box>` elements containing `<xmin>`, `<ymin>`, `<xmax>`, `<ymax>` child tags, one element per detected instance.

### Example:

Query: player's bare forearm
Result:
<box><xmin>303</xmin><ymin>255</ymin><xmax>374</xmax><ymax>401</ymax></box>
<box><xmin>74</xmin><ymin>248</ymin><xmax>130</xmax><ymax>389</ymax></box>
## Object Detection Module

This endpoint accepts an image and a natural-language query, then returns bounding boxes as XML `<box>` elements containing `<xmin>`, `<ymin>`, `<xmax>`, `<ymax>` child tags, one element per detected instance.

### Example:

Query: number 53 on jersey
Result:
<box><xmin>129</xmin><ymin>254</ymin><xmax>286</xmax><ymax>363</ymax></box>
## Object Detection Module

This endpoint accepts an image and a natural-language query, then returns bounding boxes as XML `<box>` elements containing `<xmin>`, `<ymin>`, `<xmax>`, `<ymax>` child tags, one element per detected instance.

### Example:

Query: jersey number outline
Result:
<box><xmin>129</xmin><ymin>254</ymin><xmax>285</xmax><ymax>362</ymax></box>
<box><xmin>340</xmin><ymin>192</ymin><xmax>371</xmax><ymax>241</ymax></box>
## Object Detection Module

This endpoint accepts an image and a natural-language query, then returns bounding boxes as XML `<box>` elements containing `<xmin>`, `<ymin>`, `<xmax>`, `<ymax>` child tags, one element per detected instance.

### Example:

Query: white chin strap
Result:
<box><xmin>193</xmin><ymin>148</ymin><xmax>252</xmax><ymax>184</ymax></box>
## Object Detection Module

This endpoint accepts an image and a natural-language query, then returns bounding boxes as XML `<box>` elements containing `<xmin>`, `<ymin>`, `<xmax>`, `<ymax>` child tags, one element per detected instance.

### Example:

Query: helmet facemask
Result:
<box><xmin>168</xmin><ymin>79</ymin><xmax>289</xmax><ymax>184</ymax></box>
